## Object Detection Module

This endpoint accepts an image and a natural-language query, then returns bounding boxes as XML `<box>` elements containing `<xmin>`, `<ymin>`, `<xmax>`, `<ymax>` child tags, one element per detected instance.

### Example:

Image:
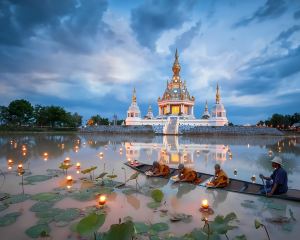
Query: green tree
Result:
<box><xmin>89</xmin><ymin>115</ymin><xmax>109</xmax><ymax>125</ymax></box>
<box><xmin>0</xmin><ymin>106</ymin><xmax>9</xmax><ymax>124</ymax></box>
<box><xmin>7</xmin><ymin>99</ymin><xmax>34</xmax><ymax>126</ymax></box>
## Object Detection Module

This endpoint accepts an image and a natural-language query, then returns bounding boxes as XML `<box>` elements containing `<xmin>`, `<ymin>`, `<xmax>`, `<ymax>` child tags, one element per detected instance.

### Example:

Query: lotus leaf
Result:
<box><xmin>185</xmin><ymin>229</ymin><xmax>209</xmax><ymax>240</ymax></box>
<box><xmin>150</xmin><ymin>222</ymin><xmax>169</xmax><ymax>232</ymax></box>
<box><xmin>147</xmin><ymin>202</ymin><xmax>161</xmax><ymax>209</ymax></box>
<box><xmin>0</xmin><ymin>212</ymin><xmax>21</xmax><ymax>227</ymax></box>
<box><xmin>70</xmin><ymin>189</ymin><xmax>96</xmax><ymax>201</ymax></box>
<box><xmin>59</xmin><ymin>163</ymin><xmax>73</xmax><ymax>170</ymax></box>
<box><xmin>0</xmin><ymin>204</ymin><xmax>8</xmax><ymax>212</ymax></box>
<box><xmin>96</xmin><ymin>172</ymin><xmax>108</xmax><ymax>179</ymax></box>
<box><xmin>37</xmin><ymin>217</ymin><xmax>53</xmax><ymax>224</ymax></box>
<box><xmin>46</xmin><ymin>169</ymin><xmax>64</xmax><ymax>176</ymax></box>
<box><xmin>54</xmin><ymin>208</ymin><xmax>80</xmax><ymax>222</ymax></box>
<box><xmin>31</xmin><ymin>192</ymin><xmax>63</xmax><ymax>202</ymax></box>
<box><xmin>77</xmin><ymin>213</ymin><xmax>106</xmax><ymax>236</ymax></box>
<box><xmin>25</xmin><ymin>224</ymin><xmax>50</xmax><ymax>238</ymax></box>
<box><xmin>104</xmin><ymin>220</ymin><xmax>135</xmax><ymax>240</ymax></box>
<box><xmin>204</xmin><ymin>213</ymin><xmax>237</xmax><ymax>235</ymax></box>
<box><xmin>126</xmin><ymin>172</ymin><xmax>139</xmax><ymax>182</ymax></box>
<box><xmin>254</xmin><ymin>219</ymin><xmax>262</xmax><ymax>229</ymax></box>
<box><xmin>151</xmin><ymin>189</ymin><xmax>164</xmax><ymax>203</ymax></box>
<box><xmin>107</xmin><ymin>174</ymin><xmax>118</xmax><ymax>179</ymax></box>
<box><xmin>4</xmin><ymin>194</ymin><xmax>31</xmax><ymax>204</ymax></box>
<box><xmin>24</xmin><ymin>175</ymin><xmax>52</xmax><ymax>185</ymax></box>
<box><xmin>134</xmin><ymin>222</ymin><xmax>149</xmax><ymax>234</ymax></box>
<box><xmin>81</xmin><ymin>166</ymin><xmax>97</xmax><ymax>174</ymax></box>
<box><xmin>36</xmin><ymin>208</ymin><xmax>61</xmax><ymax>219</ymax></box>
<box><xmin>30</xmin><ymin>201</ymin><xmax>55</xmax><ymax>212</ymax></box>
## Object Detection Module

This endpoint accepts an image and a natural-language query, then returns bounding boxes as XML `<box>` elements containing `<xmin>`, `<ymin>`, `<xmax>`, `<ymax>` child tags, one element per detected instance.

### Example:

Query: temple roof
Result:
<box><xmin>159</xmin><ymin>49</ymin><xmax>194</xmax><ymax>102</ymax></box>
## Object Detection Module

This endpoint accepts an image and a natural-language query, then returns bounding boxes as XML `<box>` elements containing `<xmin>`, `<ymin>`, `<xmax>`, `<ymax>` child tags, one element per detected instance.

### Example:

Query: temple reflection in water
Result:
<box><xmin>125</xmin><ymin>136</ymin><xmax>230</xmax><ymax>167</ymax></box>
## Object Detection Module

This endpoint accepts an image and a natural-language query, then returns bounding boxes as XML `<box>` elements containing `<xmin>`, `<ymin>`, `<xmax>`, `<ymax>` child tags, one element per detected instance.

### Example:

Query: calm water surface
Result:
<box><xmin>0</xmin><ymin>133</ymin><xmax>299</xmax><ymax>239</ymax></box>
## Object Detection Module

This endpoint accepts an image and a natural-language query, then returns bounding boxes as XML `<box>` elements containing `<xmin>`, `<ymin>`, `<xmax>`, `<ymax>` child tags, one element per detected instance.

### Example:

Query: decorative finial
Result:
<box><xmin>132</xmin><ymin>88</ymin><xmax>137</xmax><ymax>103</ymax></box>
<box><xmin>205</xmin><ymin>100</ymin><xmax>208</xmax><ymax>111</ymax></box>
<box><xmin>172</xmin><ymin>48</ymin><xmax>181</xmax><ymax>76</ymax></box>
<box><xmin>216</xmin><ymin>83</ymin><xmax>220</xmax><ymax>104</ymax></box>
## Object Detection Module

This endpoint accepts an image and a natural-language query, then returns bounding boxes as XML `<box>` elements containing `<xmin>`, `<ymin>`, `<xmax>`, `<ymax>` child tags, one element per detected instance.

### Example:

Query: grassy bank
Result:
<box><xmin>0</xmin><ymin>125</ymin><xmax>78</xmax><ymax>133</ymax></box>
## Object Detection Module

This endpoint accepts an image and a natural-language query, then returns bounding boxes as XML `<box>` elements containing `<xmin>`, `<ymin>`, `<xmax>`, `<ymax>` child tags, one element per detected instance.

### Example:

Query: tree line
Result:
<box><xmin>0</xmin><ymin>99</ymin><xmax>82</xmax><ymax>128</ymax></box>
<box><xmin>257</xmin><ymin>113</ymin><xmax>300</xmax><ymax>129</ymax></box>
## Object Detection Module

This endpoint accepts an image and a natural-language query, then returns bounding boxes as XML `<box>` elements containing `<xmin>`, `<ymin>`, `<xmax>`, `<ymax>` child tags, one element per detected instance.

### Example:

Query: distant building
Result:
<box><xmin>125</xmin><ymin>49</ymin><xmax>228</xmax><ymax>133</ymax></box>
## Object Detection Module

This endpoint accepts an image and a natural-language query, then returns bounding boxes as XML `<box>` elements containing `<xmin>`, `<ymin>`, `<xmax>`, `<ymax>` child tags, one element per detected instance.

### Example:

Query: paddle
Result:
<box><xmin>260</xmin><ymin>175</ymin><xmax>267</xmax><ymax>197</ymax></box>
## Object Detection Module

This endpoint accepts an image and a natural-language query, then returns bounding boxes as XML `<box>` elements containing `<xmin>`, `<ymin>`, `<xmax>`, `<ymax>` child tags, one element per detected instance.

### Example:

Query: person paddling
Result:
<box><xmin>259</xmin><ymin>156</ymin><xmax>288</xmax><ymax>197</ymax></box>
<box><xmin>175</xmin><ymin>164</ymin><xmax>202</xmax><ymax>184</ymax></box>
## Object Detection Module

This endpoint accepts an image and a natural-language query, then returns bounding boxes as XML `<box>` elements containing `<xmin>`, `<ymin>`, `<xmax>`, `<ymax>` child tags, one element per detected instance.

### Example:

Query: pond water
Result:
<box><xmin>0</xmin><ymin>133</ymin><xmax>299</xmax><ymax>239</ymax></box>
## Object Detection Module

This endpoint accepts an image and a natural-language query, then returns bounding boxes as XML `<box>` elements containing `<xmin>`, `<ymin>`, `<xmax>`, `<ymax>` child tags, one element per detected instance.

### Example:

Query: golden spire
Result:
<box><xmin>172</xmin><ymin>48</ymin><xmax>181</xmax><ymax>76</ymax></box>
<box><xmin>216</xmin><ymin>83</ymin><xmax>220</xmax><ymax>104</ymax></box>
<box><xmin>132</xmin><ymin>88</ymin><xmax>136</xmax><ymax>103</ymax></box>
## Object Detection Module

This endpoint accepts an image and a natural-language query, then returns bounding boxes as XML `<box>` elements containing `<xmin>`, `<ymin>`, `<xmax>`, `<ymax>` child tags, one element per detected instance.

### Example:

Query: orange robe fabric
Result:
<box><xmin>179</xmin><ymin>168</ymin><xmax>202</xmax><ymax>184</ymax></box>
<box><xmin>153</xmin><ymin>164</ymin><xmax>170</xmax><ymax>177</ymax></box>
<box><xmin>211</xmin><ymin>169</ymin><xmax>229</xmax><ymax>187</ymax></box>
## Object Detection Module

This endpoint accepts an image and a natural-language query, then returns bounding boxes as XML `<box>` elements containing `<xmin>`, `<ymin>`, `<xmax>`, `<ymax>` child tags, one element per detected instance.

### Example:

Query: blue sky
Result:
<box><xmin>0</xmin><ymin>0</ymin><xmax>300</xmax><ymax>124</ymax></box>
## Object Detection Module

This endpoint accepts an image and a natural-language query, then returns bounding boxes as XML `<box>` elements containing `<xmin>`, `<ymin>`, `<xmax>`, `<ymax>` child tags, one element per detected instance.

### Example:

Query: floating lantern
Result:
<box><xmin>17</xmin><ymin>164</ymin><xmax>24</xmax><ymax>175</ymax></box>
<box><xmin>8</xmin><ymin>166</ymin><xmax>12</xmax><ymax>170</ymax></box>
<box><xmin>64</xmin><ymin>157</ymin><xmax>70</xmax><ymax>164</ymax></box>
<box><xmin>67</xmin><ymin>185</ymin><xmax>72</xmax><ymax>189</ymax></box>
<box><xmin>119</xmin><ymin>148</ymin><xmax>123</xmax><ymax>151</ymax></box>
<box><xmin>76</xmin><ymin>170</ymin><xmax>80</xmax><ymax>174</ymax></box>
<box><xmin>251</xmin><ymin>175</ymin><xmax>256</xmax><ymax>182</ymax></box>
<box><xmin>66</xmin><ymin>175</ymin><xmax>73</xmax><ymax>183</ymax></box>
<box><xmin>8</xmin><ymin>159</ymin><xmax>13</xmax><ymax>164</ymax></box>
<box><xmin>76</xmin><ymin>162</ymin><xmax>81</xmax><ymax>169</ymax></box>
<box><xmin>43</xmin><ymin>152</ymin><xmax>48</xmax><ymax>157</ymax></box>
<box><xmin>234</xmin><ymin>169</ymin><xmax>237</xmax><ymax>176</ymax></box>
<box><xmin>98</xmin><ymin>195</ymin><xmax>107</xmax><ymax>206</ymax></box>
<box><xmin>22</xmin><ymin>145</ymin><xmax>27</xmax><ymax>151</ymax></box>
<box><xmin>201</xmin><ymin>199</ymin><xmax>209</xmax><ymax>209</ymax></box>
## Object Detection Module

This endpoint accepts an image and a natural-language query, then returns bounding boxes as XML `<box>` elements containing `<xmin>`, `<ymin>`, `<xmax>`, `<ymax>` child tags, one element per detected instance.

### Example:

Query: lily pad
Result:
<box><xmin>0</xmin><ymin>212</ymin><xmax>21</xmax><ymax>227</ymax></box>
<box><xmin>4</xmin><ymin>194</ymin><xmax>31</xmax><ymax>204</ymax></box>
<box><xmin>24</xmin><ymin>175</ymin><xmax>52</xmax><ymax>185</ymax></box>
<box><xmin>77</xmin><ymin>213</ymin><xmax>106</xmax><ymax>236</ymax></box>
<box><xmin>30</xmin><ymin>201</ymin><xmax>55</xmax><ymax>212</ymax></box>
<box><xmin>81</xmin><ymin>166</ymin><xmax>97</xmax><ymax>174</ymax></box>
<box><xmin>25</xmin><ymin>224</ymin><xmax>50</xmax><ymax>238</ymax></box>
<box><xmin>31</xmin><ymin>192</ymin><xmax>63</xmax><ymax>202</ymax></box>
<box><xmin>104</xmin><ymin>221</ymin><xmax>135</xmax><ymax>240</ymax></box>
<box><xmin>46</xmin><ymin>169</ymin><xmax>64</xmax><ymax>176</ymax></box>
<box><xmin>150</xmin><ymin>222</ymin><xmax>169</xmax><ymax>232</ymax></box>
<box><xmin>70</xmin><ymin>189</ymin><xmax>96</xmax><ymax>201</ymax></box>
<box><xmin>55</xmin><ymin>221</ymin><xmax>69</xmax><ymax>227</ymax></box>
<box><xmin>36</xmin><ymin>208</ymin><xmax>61</xmax><ymax>219</ymax></box>
<box><xmin>54</xmin><ymin>208</ymin><xmax>80</xmax><ymax>222</ymax></box>
<box><xmin>0</xmin><ymin>204</ymin><xmax>8</xmax><ymax>212</ymax></box>
<box><xmin>147</xmin><ymin>202</ymin><xmax>161</xmax><ymax>209</ymax></box>
<box><xmin>134</xmin><ymin>222</ymin><xmax>149</xmax><ymax>234</ymax></box>
<box><xmin>151</xmin><ymin>189</ymin><xmax>164</xmax><ymax>203</ymax></box>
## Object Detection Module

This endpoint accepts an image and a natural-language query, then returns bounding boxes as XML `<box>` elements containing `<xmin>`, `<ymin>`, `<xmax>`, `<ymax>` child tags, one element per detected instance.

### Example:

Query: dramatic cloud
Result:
<box><xmin>130</xmin><ymin>0</ymin><xmax>197</xmax><ymax>50</ymax></box>
<box><xmin>233</xmin><ymin>0</ymin><xmax>287</xmax><ymax>28</ymax></box>
<box><xmin>0</xmin><ymin>0</ymin><xmax>299</xmax><ymax>124</ymax></box>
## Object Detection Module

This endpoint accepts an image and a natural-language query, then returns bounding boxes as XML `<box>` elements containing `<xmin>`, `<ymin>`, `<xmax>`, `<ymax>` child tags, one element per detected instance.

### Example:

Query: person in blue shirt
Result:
<box><xmin>259</xmin><ymin>156</ymin><xmax>288</xmax><ymax>197</ymax></box>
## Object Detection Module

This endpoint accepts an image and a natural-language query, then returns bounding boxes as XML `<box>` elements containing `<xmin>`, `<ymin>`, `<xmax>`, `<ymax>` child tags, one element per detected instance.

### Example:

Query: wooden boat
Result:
<box><xmin>124</xmin><ymin>162</ymin><xmax>300</xmax><ymax>202</ymax></box>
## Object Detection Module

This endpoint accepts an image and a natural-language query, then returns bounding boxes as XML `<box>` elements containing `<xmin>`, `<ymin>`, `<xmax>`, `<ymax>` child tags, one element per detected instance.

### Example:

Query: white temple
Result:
<box><xmin>126</xmin><ymin>50</ymin><xmax>228</xmax><ymax>133</ymax></box>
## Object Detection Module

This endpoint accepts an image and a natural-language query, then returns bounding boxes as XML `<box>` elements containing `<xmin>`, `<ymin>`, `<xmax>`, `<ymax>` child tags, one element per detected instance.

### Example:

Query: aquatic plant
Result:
<box><xmin>254</xmin><ymin>219</ymin><xmax>270</xmax><ymax>240</ymax></box>
<box><xmin>81</xmin><ymin>166</ymin><xmax>98</xmax><ymax>180</ymax></box>
<box><xmin>76</xmin><ymin>212</ymin><xmax>106</xmax><ymax>236</ymax></box>
<box><xmin>151</xmin><ymin>189</ymin><xmax>164</xmax><ymax>203</ymax></box>
<box><xmin>0</xmin><ymin>212</ymin><xmax>21</xmax><ymax>227</ymax></box>
<box><xmin>59</xmin><ymin>163</ymin><xmax>73</xmax><ymax>175</ymax></box>
<box><xmin>25</xmin><ymin>223</ymin><xmax>51</xmax><ymax>238</ymax></box>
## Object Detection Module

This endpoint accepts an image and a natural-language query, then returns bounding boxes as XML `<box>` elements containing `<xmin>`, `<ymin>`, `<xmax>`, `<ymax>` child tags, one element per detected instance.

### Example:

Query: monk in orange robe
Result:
<box><xmin>206</xmin><ymin>164</ymin><xmax>229</xmax><ymax>188</ymax></box>
<box><xmin>150</xmin><ymin>161</ymin><xmax>170</xmax><ymax>177</ymax></box>
<box><xmin>176</xmin><ymin>164</ymin><xmax>202</xmax><ymax>184</ymax></box>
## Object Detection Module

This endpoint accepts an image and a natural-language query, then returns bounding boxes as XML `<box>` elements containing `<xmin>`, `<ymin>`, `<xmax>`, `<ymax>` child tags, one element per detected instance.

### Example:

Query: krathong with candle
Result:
<box><xmin>199</xmin><ymin>199</ymin><xmax>214</xmax><ymax>214</ymax></box>
<box><xmin>76</xmin><ymin>162</ymin><xmax>81</xmax><ymax>169</ymax></box>
<box><xmin>98</xmin><ymin>194</ymin><xmax>107</xmax><ymax>207</ymax></box>
<box><xmin>66</xmin><ymin>175</ymin><xmax>73</xmax><ymax>183</ymax></box>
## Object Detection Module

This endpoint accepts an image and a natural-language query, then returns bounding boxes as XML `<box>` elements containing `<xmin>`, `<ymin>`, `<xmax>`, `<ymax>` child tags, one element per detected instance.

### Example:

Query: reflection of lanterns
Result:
<box><xmin>98</xmin><ymin>195</ymin><xmax>106</xmax><ymax>206</ymax></box>
<box><xmin>8</xmin><ymin>159</ymin><xmax>14</xmax><ymax>170</ymax></box>
<box><xmin>22</xmin><ymin>145</ymin><xmax>27</xmax><ymax>151</ymax></box>
<box><xmin>251</xmin><ymin>175</ymin><xmax>256</xmax><ymax>182</ymax></box>
<box><xmin>66</xmin><ymin>175</ymin><xmax>73</xmax><ymax>183</ymax></box>
<box><xmin>64</xmin><ymin>157</ymin><xmax>70</xmax><ymax>164</ymax></box>
<box><xmin>76</xmin><ymin>170</ymin><xmax>80</xmax><ymax>174</ymax></box>
<box><xmin>268</xmin><ymin>150</ymin><xmax>273</xmax><ymax>156</ymax></box>
<box><xmin>17</xmin><ymin>164</ymin><xmax>24</xmax><ymax>175</ymax></box>
<box><xmin>234</xmin><ymin>169</ymin><xmax>237</xmax><ymax>176</ymax></box>
<box><xmin>76</xmin><ymin>162</ymin><xmax>81</xmax><ymax>169</ymax></box>
<box><xmin>201</xmin><ymin>199</ymin><xmax>209</xmax><ymax>209</ymax></box>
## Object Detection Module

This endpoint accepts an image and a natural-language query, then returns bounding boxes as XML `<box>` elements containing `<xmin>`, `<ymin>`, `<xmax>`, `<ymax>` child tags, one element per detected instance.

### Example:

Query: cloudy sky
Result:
<box><xmin>1</xmin><ymin>0</ymin><xmax>300</xmax><ymax>124</ymax></box>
